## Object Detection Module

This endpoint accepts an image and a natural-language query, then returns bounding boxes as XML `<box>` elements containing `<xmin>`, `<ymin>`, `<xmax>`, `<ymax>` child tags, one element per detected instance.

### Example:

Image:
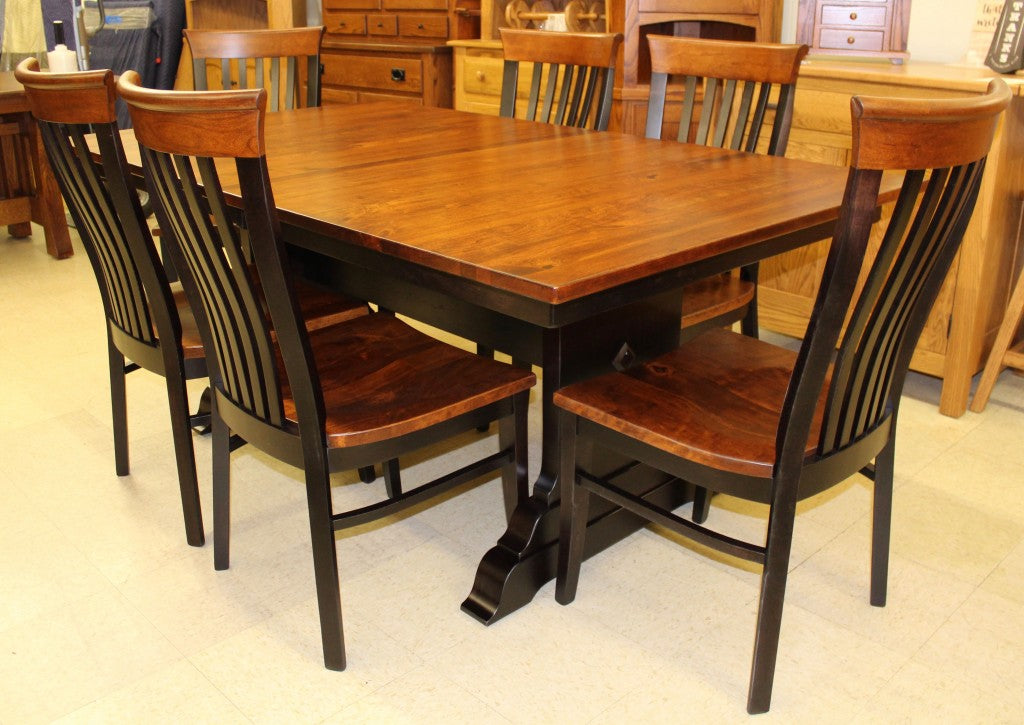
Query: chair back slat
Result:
<box><xmin>775</xmin><ymin>81</ymin><xmax>1010</xmax><ymax>468</ymax></box>
<box><xmin>185</xmin><ymin>27</ymin><xmax>325</xmax><ymax>110</ymax></box>
<box><xmin>15</xmin><ymin>60</ymin><xmax>172</xmax><ymax>352</ymax></box>
<box><xmin>498</xmin><ymin>29</ymin><xmax>623</xmax><ymax>131</ymax></box>
<box><xmin>137</xmin><ymin>140</ymin><xmax>284</xmax><ymax>425</ymax></box>
<box><xmin>119</xmin><ymin>73</ymin><xmax>324</xmax><ymax>433</ymax></box>
<box><xmin>646</xmin><ymin>36</ymin><xmax>808</xmax><ymax>156</ymax></box>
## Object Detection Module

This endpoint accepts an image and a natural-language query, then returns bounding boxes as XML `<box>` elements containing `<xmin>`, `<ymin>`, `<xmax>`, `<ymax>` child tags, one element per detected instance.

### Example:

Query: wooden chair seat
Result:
<box><xmin>679</xmin><ymin>273</ymin><xmax>756</xmax><ymax>330</ymax></box>
<box><xmin>171</xmin><ymin>276</ymin><xmax>365</xmax><ymax>360</ymax></box>
<box><xmin>555</xmin><ymin>328</ymin><xmax>827</xmax><ymax>479</ymax></box>
<box><xmin>284</xmin><ymin>314</ymin><xmax>535</xmax><ymax>447</ymax></box>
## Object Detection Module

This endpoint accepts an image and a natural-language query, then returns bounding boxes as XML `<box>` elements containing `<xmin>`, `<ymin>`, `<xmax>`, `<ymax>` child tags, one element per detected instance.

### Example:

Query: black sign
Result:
<box><xmin>987</xmin><ymin>1</ymin><xmax>1024</xmax><ymax>73</ymax></box>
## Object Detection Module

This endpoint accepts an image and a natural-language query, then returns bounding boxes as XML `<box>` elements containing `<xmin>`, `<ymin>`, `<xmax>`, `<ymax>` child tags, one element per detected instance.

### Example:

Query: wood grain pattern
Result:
<box><xmin>208</xmin><ymin>101</ymin><xmax>860</xmax><ymax>306</ymax></box>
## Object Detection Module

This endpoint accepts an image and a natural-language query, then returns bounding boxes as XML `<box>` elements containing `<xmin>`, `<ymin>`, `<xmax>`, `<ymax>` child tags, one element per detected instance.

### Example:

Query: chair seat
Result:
<box><xmin>282</xmin><ymin>314</ymin><xmax>536</xmax><ymax>448</ymax></box>
<box><xmin>169</xmin><ymin>279</ymin><xmax>367</xmax><ymax>360</ymax></box>
<box><xmin>680</xmin><ymin>273</ymin><xmax>755</xmax><ymax>328</ymax></box>
<box><xmin>553</xmin><ymin>328</ymin><xmax>827</xmax><ymax>478</ymax></box>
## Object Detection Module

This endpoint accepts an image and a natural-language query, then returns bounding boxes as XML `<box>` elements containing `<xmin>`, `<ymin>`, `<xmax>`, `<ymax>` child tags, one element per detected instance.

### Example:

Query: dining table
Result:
<box><xmin>127</xmin><ymin>100</ymin><xmax>882</xmax><ymax>625</ymax></box>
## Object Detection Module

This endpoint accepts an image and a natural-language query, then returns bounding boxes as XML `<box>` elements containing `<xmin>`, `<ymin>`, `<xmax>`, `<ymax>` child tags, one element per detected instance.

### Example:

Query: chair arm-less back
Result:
<box><xmin>184</xmin><ymin>26</ymin><xmax>326</xmax><ymax>111</ymax></box>
<box><xmin>498</xmin><ymin>28</ymin><xmax>623</xmax><ymax>130</ymax></box>
<box><xmin>15</xmin><ymin>58</ymin><xmax>209</xmax><ymax>548</ymax></box>
<box><xmin>14</xmin><ymin>59</ymin><xmax>178</xmax><ymax>369</ymax></box>
<box><xmin>645</xmin><ymin>36</ymin><xmax>808</xmax><ymax>156</ymax></box>
<box><xmin>116</xmin><ymin>75</ymin><xmax>302</xmax><ymax>442</ymax></box>
<box><xmin>785</xmin><ymin>79</ymin><xmax>1011</xmax><ymax>491</ymax></box>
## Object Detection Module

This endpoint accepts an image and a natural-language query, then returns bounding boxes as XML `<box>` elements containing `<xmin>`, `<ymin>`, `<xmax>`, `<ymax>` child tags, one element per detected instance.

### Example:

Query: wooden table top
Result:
<box><xmin>0</xmin><ymin>72</ymin><xmax>29</xmax><ymax>114</ymax></box>
<box><xmin>227</xmin><ymin>102</ymin><xmax>858</xmax><ymax>306</ymax></box>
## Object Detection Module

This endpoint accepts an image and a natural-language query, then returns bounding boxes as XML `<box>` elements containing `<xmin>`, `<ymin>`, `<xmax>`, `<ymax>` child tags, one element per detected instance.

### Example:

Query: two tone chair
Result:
<box><xmin>555</xmin><ymin>79</ymin><xmax>1010</xmax><ymax>713</ymax></box>
<box><xmin>15</xmin><ymin>59</ymin><xmax>368</xmax><ymax>547</ymax></box>
<box><xmin>116</xmin><ymin>72</ymin><xmax>537</xmax><ymax>670</ymax></box>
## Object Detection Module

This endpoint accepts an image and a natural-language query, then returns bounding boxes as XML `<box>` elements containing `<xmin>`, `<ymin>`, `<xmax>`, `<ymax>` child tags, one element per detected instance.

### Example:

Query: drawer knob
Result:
<box><xmin>476</xmin><ymin>70</ymin><xmax>485</xmax><ymax>81</ymax></box>
<box><xmin>391</xmin><ymin>68</ymin><xmax>406</xmax><ymax>82</ymax></box>
<box><xmin>338</xmin><ymin>21</ymin><xmax>346</xmax><ymax>27</ymax></box>
<box><xmin>417</xmin><ymin>22</ymin><xmax>425</xmax><ymax>28</ymax></box>
<box><xmin>850</xmin><ymin>11</ymin><xmax>857</xmax><ymax>20</ymax></box>
<box><xmin>847</xmin><ymin>36</ymin><xmax>855</xmax><ymax>44</ymax></box>
<box><xmin>377</xmin><ymin>21</ymin><xmax>384</xmax><ymax>26</ymax></box>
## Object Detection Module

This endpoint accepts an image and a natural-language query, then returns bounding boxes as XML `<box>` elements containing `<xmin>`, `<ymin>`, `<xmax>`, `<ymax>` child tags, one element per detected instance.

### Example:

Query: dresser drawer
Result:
<box><xmin>818</xmin><ymin>28</ymin><xmax>884</xmax><ymax>52</ymax></box>
<box><xmin>323</xmin><ymin>0</ymin><xmax>380</xmax><ymax>9</ymax></box>
<box><xmin>399</xmin><ymin>14</ymin><xmax>449</xmax><ymax>39</ymax></box>
<box><xmin>324</xmin><ymin>11</ymin><xmax>368</xmax><ymax>36</ymax></box>
<box><xmin>322</xmin><ymin>53</ymin><xmax>425</xmax><ymax>94</ymax></box>
<box><xmin>368</xmin><ymin>13</ymin><xmax>398</xmax><ymax>35</ymax></box>
<box><xmin>819</xmin><ymin>4</ymin><xmax>887</xmax><ymax>28</ymax></box>
<box><xmin>461</xmin><ymin>53</ymin><xmax>503</xmax><ymax>96</ymax></box>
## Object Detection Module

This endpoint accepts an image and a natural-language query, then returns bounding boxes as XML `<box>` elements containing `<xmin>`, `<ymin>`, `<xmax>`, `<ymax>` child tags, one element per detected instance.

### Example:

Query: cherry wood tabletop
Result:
<box><xmin>216</xmin><ymin>101</ymin><xmax>861</xmax><ymax>308</ymax></box>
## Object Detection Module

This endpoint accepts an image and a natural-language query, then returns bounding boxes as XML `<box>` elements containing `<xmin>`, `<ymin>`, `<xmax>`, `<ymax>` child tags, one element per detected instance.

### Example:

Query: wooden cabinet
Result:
<box><xmin>451</xmin><ymin>0</ymin><xmax>781</xmax><ymax>130</ymax></box>
<box><xmin>320</xmin><ymin>41</ymin><xmax>453</xmax><ymax>104</ymax></box>
<box><xmin>319</xmin><ymin>0</ymin><xmax>475</xmax><ymax>106</ymax></box>
<box><xmin>796</xmin><ymin>0</ymin><xmax>910</xmax><ymax>61</ymax></box>
<box><xmin>762</xmin><ymin>61</ymin><xmax>1024</xmax><ymax>417</ymax></box>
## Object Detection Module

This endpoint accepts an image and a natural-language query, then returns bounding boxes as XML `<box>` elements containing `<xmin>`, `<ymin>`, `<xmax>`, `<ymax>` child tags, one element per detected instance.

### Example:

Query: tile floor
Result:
<box><xmin>2</xmin><ymin>226</ymin><xmax>1023</xmax><ymax>723</ymax></box>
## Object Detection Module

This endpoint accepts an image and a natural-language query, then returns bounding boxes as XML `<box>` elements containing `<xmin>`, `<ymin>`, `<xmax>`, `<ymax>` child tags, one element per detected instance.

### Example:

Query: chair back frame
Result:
<box><xmin>645</xmin><ymin>36</ymin><xmax>809</xmax><ymax>156</ymax></box>
<box><xmin>498</xmin><ymin>28</ymin><xmax>623</xmax><ymax>130</ymax></box>
<box><xmin>184</xmin><ymin>26</ymin><xmax>326</xmax><ymax>111</ymax></box>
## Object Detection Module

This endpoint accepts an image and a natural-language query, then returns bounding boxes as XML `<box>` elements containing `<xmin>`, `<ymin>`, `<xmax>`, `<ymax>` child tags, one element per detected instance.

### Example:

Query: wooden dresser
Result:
<box><xmin>763</xmin><ymin>60</ymin><xmax>1024</xmax><ymax>417</ymax></box>
<box><xmin>318</xmin><ymin>0</ymin><xmax>483</xmax><ymax>106</ymax></box>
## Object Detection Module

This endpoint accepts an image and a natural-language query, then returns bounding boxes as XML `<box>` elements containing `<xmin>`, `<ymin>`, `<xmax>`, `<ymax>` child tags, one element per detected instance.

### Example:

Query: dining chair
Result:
<box><xmin>645</xmin><ymin>36</ymin><xmax>809</xmax><ymax>346</ymax></box>
<box><xmin>116</xmin><ymin>71</ymin><xmax>537</xmax><ymax>670</ymax></box>
<box><xmin>554</xmin><ymin>79</ymin><xmax>1010</xmax><ymax>713</ymax></box>
<box><xmin>15</xmin><ymin>58</ymin><xmax>370</xmax><ymax>548</ymax></box>
<box><xmin>184</xmin><ymin>26</ymin><xmax>326</xmax><ymax>111</ymax></box>
<box><xmin>498</xmin><ymin>28</ymin><xmax>623</xmax><ymax>130</ymax></box>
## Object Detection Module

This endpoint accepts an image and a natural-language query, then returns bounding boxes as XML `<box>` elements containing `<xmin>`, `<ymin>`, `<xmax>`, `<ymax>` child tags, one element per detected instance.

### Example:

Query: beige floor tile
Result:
<box><xmin>0</xmin><ymin>587</ymin><xmax>181</xmax><ymax>723</ymax></box>
<box><xmin>53</xmin><ymin>659</ymin><xmax>249</xmax><ymax>725</ymax></box>
<box><xmin>787</xmin><ymin>517</ymin><xmax>975</xmax><ymax>658</ymax></box>
<box><xmin>852</xmin><ymin>660</ymin><xmax>1022</xmax><ymax>724</ymax></box>
<box><xmin>323</xmin><ymin>663</ymin><xmax>510</xmax><ymax>724</ymax></box>
<box><xmin>189</xmin><ymin>598</ymin><xmax>419</xmax><ymax>724</ymax></box>
<box><xmin>981</xmin><ymin>537</ymin><xmax>1024</xmax><ymax>605</ymax></box>
<box><xmin>912</xmin><ymin>588</ymin><xmax>1024</xmax><ymax>703</ymax></box>
<box><xmin>887</xmin><ymin>482</ymin><xmax>1023</xmax><ymax>586</ymax></box>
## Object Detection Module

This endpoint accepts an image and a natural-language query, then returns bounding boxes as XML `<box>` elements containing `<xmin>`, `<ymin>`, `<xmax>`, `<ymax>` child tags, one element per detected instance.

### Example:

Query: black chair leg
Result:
<box><xmin>747</xmin><ymin>488</ymin><xmax>797</xmax><ymax>715</ymax></box>
<box><xmin>740</xmin><ymin>264</ymin><xmax>759</xmax><ymax>339</ymax></box>
<box><xmin>212</xmin><ymin>409</ymin><xmax>231</xmax><ymax>571</ymax></box>
<box><xmin>498</xmin><ymin>390</ymin><xmax>531</xmax><ymax>521</ymax></box>
<box><xmin>164</xmin><ymin>370</ymin><xmax>205</xmax><ymax>547</ymax></box>
<box><xmin>870</xmin><ymin>437</ymin><xmax>895</xmax><ymax>607</ymax></box>
<box><xmin>304</xmin><ymin>462</ymin><xmax>347</xmax><ymax>671</ymax></box>
<box><xmin>109</xmin><ymin>340</ymin><xmax>129</xmax><ymax>476</ymax></box>
<box><xmin>556</xmin><ymin>410</ymin><xmax>588</xmax><ymax>605</ymax></box>
<box><xmin>475</xmin><ymin>344</ymin><xmax>496</xmax><ymax>432</ymax></box>
<box><xmin>383</xmin><ymin>458</ymin><xmax>402</xmax><ymax>498</ymax></box>
<box><xmin>691</xmin><ymin>485</ymin><xmax>711</xmax><ymax>523</ymax></box>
